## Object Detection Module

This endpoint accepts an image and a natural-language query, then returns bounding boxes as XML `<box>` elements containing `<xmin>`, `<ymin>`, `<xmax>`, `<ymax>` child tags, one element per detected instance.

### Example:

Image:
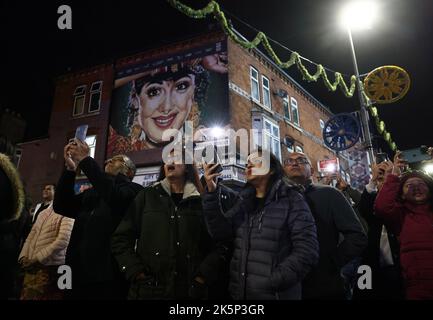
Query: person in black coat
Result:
<box><xmin>202</xmin><ymin>149</ymin><xmax>319</xmax><ymax>300</ymax></box>
<box><xmin>53</xmin><ymin>139</ymin><xmax>143</xmax><ymax>299</ymax></box>
<box><xmin>353</xmin><ymin>161</ymin><xmax>403</xmax><ymax>300</ymax></box>
<box><xmin>284</xmin><ymin>152</ymin><xmax>367</xmax><ymax>299</ymax></box>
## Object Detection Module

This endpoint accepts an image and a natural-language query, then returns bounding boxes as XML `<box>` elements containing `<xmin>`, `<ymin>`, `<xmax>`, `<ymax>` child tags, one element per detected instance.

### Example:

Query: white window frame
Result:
<box><xmin>88</xmin><ymin>81</ymin><xmax>103</xmax><ymax>113</ymax></box>
<box><xmin>295</xmin><ymin>145</ymin><xmax>304</xmax><ymax>153</ymax></box>
<box><xmin>73</xmin><ymin>85</ymin><xmax>87</xmax><ymax>117</ymax></box>
<box><xmin>263</xmin><ymin>118</ymin><xmax>281</xmax><ymax>161</ymax></box>
<box><xmin>290</xmin><ymin>97</ymin><xmax>300</xmax><ymax>126</ymax></box>
<box><xmin>261</xmin><ymin>75</ymin><xmax>271</xmax><ymax>109</ymax></box>
<box><xmin>85</xmin><ymin>135</ymin><xmax>97</xmax><ymax>158</ymax></box>
<box><xmin>250</xmin><ymin>66</ymin><xmax>260</xmax><ymax>103</ymax></box>
<box><xmin>320</xmin><ymin>119</ymin><xmax>325</xmax><ymax>129</ymax></box>
<box><xmin>283</xmin><ymin>96</ymin><xmax>291</xmax><ymax>121</ymax></box>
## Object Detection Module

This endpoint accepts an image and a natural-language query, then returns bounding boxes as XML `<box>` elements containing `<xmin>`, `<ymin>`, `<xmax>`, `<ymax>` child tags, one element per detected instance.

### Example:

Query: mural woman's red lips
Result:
<box><xmin>153</xmin><ymin>114</ymin><xmax>177</xmax><ymax>129</ymax></box>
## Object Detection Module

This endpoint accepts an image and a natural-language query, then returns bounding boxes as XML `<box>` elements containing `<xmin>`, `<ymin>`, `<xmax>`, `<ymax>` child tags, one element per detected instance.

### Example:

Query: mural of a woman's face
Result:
<box><xmin>137</xmin><ymin>74</ymin><xmax>195</xmax><ymax>144</ymax></box>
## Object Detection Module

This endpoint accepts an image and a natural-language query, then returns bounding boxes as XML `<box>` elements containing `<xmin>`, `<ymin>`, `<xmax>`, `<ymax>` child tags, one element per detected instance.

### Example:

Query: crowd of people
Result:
<box><xmin>1</xmin><ymin>136</ymin><xmax>433</xmax><ymax>300</ymax></box>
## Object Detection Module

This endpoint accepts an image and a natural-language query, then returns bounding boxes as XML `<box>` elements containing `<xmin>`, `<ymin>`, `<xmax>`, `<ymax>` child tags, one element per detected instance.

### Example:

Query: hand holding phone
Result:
<box><xmin>202</xmin><ymin>146</ymin><xmax>223</xmax><ymax>173</ymax></box>
<box><xmin>203</xmin><ymin>163</ymin><xmax>222</xmax><ymax>192</ymax></box>
<box><xmin>393</xmin><ymin>151</ymin><xmax>408</xmax><ymax>176</ymax></box>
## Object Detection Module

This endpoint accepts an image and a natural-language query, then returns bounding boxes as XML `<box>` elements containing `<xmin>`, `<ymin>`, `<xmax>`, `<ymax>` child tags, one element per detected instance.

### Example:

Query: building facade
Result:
<box><xmin>18</xmin><ymin>31</ymin><xmax>347</xmax><ymax>203</ymax></box>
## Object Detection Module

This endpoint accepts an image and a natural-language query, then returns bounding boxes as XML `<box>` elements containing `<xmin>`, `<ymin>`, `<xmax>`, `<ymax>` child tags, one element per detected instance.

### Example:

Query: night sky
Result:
<box><xmin>1</xmin><ymin>0</ymin><xmax>432</xmax><ymax>153</ymax></box>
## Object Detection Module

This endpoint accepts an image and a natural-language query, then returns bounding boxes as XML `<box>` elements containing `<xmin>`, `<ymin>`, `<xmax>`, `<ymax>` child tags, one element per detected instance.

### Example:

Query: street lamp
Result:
<box><xmin>340</xmin><ymin>1</ymin><xmax>378</xmax><ymax>164</ymax></box>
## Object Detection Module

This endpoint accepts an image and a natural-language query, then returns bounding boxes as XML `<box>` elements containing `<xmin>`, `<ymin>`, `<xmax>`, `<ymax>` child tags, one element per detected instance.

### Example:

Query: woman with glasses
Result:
<box><xmin>202</xmin><ymin>149</ymin><xmax>319</xmax><ymax>300</ymax></box>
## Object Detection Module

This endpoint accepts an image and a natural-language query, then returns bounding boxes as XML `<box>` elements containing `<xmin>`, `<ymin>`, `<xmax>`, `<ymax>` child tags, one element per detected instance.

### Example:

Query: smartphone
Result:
<box><xmin>400</xmin><ymin>148</ymin><xmax>431</xmax><ymax>164</ymax></box>
<box><xmin>74</xmin><ymin>124</ymin><xmax>88</xmax><ymax>142</ymax></box>
<box><xmin>376</xmin><ymin>152</ymin><xmax>390</xmax><ymax>164</ymax></box>
<box><xmin>202</xmin><ymin>145</ymin><xmax>223</xmax><ymax>173</ymax></box>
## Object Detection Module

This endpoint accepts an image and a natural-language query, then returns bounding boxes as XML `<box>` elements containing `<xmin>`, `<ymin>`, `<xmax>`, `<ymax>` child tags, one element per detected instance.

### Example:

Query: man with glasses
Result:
<box><xmin>283</xmin><ymin>152</ymin><xmax>367</xmax><ymax>300</ymax></box>
<box><xmin>53</xmin><ymin>139</ymin><xmax>143</xmax><ymax>299</ymax></box>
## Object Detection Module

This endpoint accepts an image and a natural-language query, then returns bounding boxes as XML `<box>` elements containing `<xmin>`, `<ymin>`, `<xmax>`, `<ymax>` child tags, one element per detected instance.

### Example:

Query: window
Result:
<box><xmin>283</xmin><ymin>96</ymin><xmax>291</xmax><ymax>121</ymax></box>
<box><xmin>320</xmin><ymin>119</ymin><xmax>325</xmax><ymax>129</ymax></box>
<box><xmin>250</xmin><ymin>67</ymin><xmax>260</xmax><ymax>102</ymax></box>
<box><xmin>263</xmin><ymin>119</ymin><xmax>281</xmax><ymax>161</ymax></box>
<box><xmin>261</xmin><ymin>76</ymin><xmax>271</xmax><ymax>109</ymax></box>
<box><xmin>295</xmin><ymin>145</ymin><xmax>304</xmax><ymax>153</ymax></box>
<box><xmin>85</xmin><ymin>135</ymin><xmax>97</xmax><ymax>158</ymax></box>
<box><xmin>89</xmin><ymin>81</ymin><xmax>102</xmax><ymax>113</ymax></box>
<box><xmin>73</xmin><ymin>85</ymin><xmax>86</xmax><ymax>116</ymax></box>
<box><xmin>291</xmin><ymin>97</ymin><xmax>299</xmax><ymax>126</ymax></box>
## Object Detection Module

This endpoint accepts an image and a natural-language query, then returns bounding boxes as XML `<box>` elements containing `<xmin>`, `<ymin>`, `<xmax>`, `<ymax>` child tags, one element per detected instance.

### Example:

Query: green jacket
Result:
<box><xmin>111</xmin><ymin>178</ymin><xmax>226</xmax><ymax>299</ymax></box>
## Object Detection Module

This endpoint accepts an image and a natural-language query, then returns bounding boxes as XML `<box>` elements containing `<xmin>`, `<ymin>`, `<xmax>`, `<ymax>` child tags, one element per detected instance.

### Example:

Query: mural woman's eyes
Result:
<box><xmin>175</xmin><ymin>80</ymin><xmax>190</xmax><ymax>92</ymax></box>
<box><xmin>146</xmin><ymin>87</ymin><xmax>161</xmax><ymax>98</ymax></box>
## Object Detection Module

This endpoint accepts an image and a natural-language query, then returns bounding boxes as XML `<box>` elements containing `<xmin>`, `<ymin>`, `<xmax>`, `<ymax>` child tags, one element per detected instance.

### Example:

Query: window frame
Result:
<box><xmin>88</xmin><ymin>81</ymin><xmax>103</xmax><ymax>113</ymax></box>
<box><xmin>85</xmin><ymin>135</ymin><xmax>97</xmax><ymax>158</ymax></box>
<box><xmin>261</xmin><ymin>75</ymin><xmax>272</xmax><ymax>109</ymax></box>
<box><xmin>290</xmin><ymin>97</ymin><xmax>300</xmax><ymax>126</ymax></box>
<box><xmin>263</xmin><ymin>118</ymin><xmax>281</xmax><ymax>161</ymax></box>
<box><xmin>72</xmin><ymin>85</ymin><xmax>87</xmax><ymax>117</ymax></box>
<box><xmin>250</xmin><ymin>66</ymin><xmax>260</xmax><ymax>103</ymax></box>
<box><xmin>283</xmin><ymin>95</ymin><xmax>291</xmax><ymax>121</ymax></box>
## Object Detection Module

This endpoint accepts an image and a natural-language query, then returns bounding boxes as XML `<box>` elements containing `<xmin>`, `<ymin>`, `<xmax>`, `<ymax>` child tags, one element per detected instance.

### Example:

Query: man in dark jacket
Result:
<box><xmin>284</xmin><ymin>152</ymin><xmax>367</xmax><ymax>299</ymax></box>
<box><xmin>202</xmin><ymin>149</ymin><xmax>319</xmax><ymax>300</ymax></box>
<box><xmin>54</xmin><ymin>139</ymin><xmax>143</xmax><ymax>299</ymax></box>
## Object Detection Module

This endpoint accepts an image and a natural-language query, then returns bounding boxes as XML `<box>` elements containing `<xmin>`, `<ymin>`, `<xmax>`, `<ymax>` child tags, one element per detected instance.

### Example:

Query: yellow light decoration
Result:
<box><xmin>364</xmin><ymin>65</ymin><xmax>410</xmax><ymax>104</ymax></box>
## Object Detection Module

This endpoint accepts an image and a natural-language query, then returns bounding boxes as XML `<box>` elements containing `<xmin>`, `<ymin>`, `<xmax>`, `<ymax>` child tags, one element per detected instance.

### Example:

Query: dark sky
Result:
<box><xmin>1</xmin><ymin>0</ymin><xmax>432</xmax><ymax>152</ymax></box>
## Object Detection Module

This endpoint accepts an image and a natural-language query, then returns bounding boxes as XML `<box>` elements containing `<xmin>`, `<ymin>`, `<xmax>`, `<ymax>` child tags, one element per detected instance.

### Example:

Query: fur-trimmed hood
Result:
<box><xmin>0</xmin><ymin>153</ymin><xmax>24</xmax><ymax>221</ymax></box>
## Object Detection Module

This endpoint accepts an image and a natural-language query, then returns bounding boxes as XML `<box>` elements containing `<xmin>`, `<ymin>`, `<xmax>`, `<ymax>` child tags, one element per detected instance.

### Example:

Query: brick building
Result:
<box><xmin>18</xmin><ymin>30</ymin><xmax>347</xmax><ymax>203</ymax></box>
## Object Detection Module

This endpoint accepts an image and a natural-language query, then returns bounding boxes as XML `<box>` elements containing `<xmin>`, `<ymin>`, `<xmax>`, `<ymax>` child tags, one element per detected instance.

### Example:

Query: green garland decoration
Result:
<box><xmin>168</xmin><ymin>0</ymin><xmax>357</xmax><ymax>97</ymax></box>
<box><xmin>169</xmin><ymin>0</ymin><xmax>399</xmax><ymax>152</ymax></box>
<box><xmin>367</xmin><ymin>98</ymin><xmax>398</xmax><ymax>151</ymax></box>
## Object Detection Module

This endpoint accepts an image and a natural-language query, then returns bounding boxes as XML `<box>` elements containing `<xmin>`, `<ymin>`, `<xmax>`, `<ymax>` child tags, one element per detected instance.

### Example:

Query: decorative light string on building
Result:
<box><xmin>168</xmin><ymin>0</ymin><xmax>409</xmax><ymax>152</ymax></box>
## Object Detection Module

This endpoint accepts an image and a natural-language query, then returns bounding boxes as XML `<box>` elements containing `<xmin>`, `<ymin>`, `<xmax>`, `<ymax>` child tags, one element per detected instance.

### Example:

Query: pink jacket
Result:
<box><xmin>19</xmin><ymin>207</ymin><xmax>74</xmax><ymax>266</ymax></box>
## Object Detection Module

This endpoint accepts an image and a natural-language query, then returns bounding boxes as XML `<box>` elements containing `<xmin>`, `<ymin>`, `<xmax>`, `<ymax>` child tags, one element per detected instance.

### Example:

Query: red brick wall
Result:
<box><xmin>227</xmin><ymin>39</ymin><xmax>337</xmax><ymax>182</ymax></box>
<box><xmin>19</xmin><ymin>64</ymin><xmax>114</xmax><ymax>203</ymax></box>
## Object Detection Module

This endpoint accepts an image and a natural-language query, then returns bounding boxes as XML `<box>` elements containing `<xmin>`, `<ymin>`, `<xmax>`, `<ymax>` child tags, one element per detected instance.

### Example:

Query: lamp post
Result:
<box><xmin>340</xmin><ymin>1</ymin><xmax>378</xmax><ymax>164</ymax></box>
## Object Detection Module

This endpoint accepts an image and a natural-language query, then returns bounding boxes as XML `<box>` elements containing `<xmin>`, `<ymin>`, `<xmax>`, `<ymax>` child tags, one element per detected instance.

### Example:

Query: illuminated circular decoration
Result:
<box><xmin>323</xmin><ymin>113</ymin><xmax>361</xmax><ymax>151</ymax></box>
<box><xmin>364</xmin><ymin>66</ymin><xmax>410</xmax><ymax>104</ymax></box>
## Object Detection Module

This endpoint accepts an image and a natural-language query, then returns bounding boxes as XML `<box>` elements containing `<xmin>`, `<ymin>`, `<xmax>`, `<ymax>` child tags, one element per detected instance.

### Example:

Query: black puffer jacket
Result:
<box><xmin>202</xmin><ymin>179</ymin><xmax>319</xmax><ymax>300</ymax></box>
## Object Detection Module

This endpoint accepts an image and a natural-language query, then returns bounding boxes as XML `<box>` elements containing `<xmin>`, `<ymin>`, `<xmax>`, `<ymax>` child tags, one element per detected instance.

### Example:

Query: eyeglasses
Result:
<box><xmin>283</xmin><ymin>158</ymin><xmax>310</xmax><ymax>166</ymax></box>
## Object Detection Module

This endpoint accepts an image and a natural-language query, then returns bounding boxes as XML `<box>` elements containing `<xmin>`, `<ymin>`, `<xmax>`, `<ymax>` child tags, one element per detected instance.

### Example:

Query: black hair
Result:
<box><xmin>156</xmin><ymin>163</ymin><xmax>196</xmax><ymax>185</ymax></box>
<box><xmin>44</xmin><ymin>184</ymin><xmax>56</xmax><ymax>191</ymax></box>
<box><xmin>247</xmin><ymin>148</ymin><xmax>287</xmax><ymax>194</ymax></box>
<box><xmin>134</xmin><ymin>63</ymin><xmax>210</xmax><ymax>113</ymax></box>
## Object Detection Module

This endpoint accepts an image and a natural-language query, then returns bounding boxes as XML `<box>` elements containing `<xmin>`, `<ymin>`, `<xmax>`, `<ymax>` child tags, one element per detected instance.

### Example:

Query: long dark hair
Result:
<box><xmin>246</xmin><ymin>148</ymin><xmax>287</xmax><ymax>195</ymax></box>
<box><xmin>157</xmin><ymin>163</ymin><xmax>204</xmax><ymax>195</ymax></box>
